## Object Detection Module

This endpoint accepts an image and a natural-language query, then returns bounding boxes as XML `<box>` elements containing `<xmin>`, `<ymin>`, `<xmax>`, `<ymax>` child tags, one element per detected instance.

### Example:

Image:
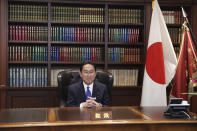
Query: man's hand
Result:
<box><xmin>82</xmin><ymin>97</ymin><xmax>101</xmax><ymax>108</ymax></box>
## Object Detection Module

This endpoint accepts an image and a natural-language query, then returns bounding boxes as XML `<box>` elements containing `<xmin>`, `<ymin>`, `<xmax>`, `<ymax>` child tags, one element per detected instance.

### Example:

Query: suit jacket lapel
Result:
<box><xmin>79</xmin><ymin>81</ymin><xmax>86</xmax><ymax>101</ymax></box>
<box><xmin>92</xmin><ymin>81</ymin><xmax>97</xmax><ymax>98</ymax></box>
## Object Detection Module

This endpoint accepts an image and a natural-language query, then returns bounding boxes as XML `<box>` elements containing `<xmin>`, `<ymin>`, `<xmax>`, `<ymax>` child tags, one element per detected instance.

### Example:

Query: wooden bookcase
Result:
<box><xmin>0</xmin><ymin>0</ymin><xmax>197</xmax><ymax>110</ymax></box>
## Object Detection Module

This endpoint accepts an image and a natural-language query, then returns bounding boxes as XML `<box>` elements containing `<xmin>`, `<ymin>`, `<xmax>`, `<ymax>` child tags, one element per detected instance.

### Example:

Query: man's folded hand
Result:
<box><xmin>82</xmin><ymin>98</ymin><xmax>101</xmax><ymax>108</ymax></box>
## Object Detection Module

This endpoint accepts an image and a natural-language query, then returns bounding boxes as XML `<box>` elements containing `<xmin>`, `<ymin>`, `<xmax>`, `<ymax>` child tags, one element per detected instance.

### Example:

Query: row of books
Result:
<box><xmin>51</xmin><ymin>6</ymin><xmax>104</xmax><ymax>22</ymax></box>
<box><xmin>162</xmin><ymin>10</ymin><xmax>184</xmax><ymax>24</ymax></box>
<box><xmin>51</xmin><ymin>46</ymin><xmax>103</xmax><ymax>62</ymax></box>
<box><xmin>108</xmin><ymin>8</ymin><xmax>143</xmax><ymax>23</ymax></box>
<box><xmin>9</xmin><ymin>25</ymin><xmax>48</xmax><ymax>41</ymax></box>
<box><xmin>51</xmin><ymin>68</ymin><xmax>138</xmax><ymax>87</ymax></box>
<box><xmin>108</xmin><ymin>69</ymin><xmax>138</xmax><ymax>86</ymax></box>
<box><xmin>8</xmin><ymin>67</ymin><xmax>48</xmax><ymax>87</ymax></box>
<box><xmin>8</xmin><ymin>67</ymin><xmax>139</xmax><ymax>87</ymax></box>
<box><xmin>168</xmin><ymin>27</ymin><xmax>182</xmax><ymax>43</ymax></box>
<box><xmin>108</xmin><ymin>47</ymin><xmax>140</xmax><ymax>63</ymax></box>
<box><xmin>9</xmin><ymin>45</ymin><xmax>48</xmax><ymax>62</ymax></box>
<box><xmin>8</xmin><ymin>3</ymin><xmax>185</xmax><ymax>25</ymax></box>
<box><xmin>8</xmin><ymin>4</ymin><xmax>48</xmax><ymax>21</ymax></box>
<box><xmin>8</xmin><ymin>25</ymin><xmax>181</xmax><ymax>44</ymax></box>
<box><xmin>109</xmin><ymin>28</ymin><xmax>140</xmax><ymax>43</ymax></box>
<box><xmin>51</xmin><ymin>26</ymin><xmax>104</xmax><ymax>42</ymax></box>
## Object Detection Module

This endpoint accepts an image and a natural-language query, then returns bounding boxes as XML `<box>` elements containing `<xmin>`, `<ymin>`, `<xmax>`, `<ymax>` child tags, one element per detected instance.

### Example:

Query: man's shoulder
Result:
<box><xmin>68</xmin><ymin>80</ymin><xmax>82</xmax><ymax>89</ymax></box>
<box><xmin>94</xmin><ymin>80</ymin><xmax>107</xmax><ymax>88</ymax></box>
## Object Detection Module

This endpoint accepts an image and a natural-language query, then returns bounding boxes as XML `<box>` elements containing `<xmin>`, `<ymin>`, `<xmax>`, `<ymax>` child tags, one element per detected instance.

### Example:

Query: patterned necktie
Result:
<box><xmin>86</xmin><ymin>86</ymin><xmax>91</xmax><ymax>99</ymax></box>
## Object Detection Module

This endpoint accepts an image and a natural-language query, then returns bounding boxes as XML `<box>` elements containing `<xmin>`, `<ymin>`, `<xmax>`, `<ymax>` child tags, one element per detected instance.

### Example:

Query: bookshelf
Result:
<box><xmin>0</xmin><ymin>0</ymin><xmax>197</xmax><ymax>109</ymax></box>
<box><xmin>161</xmin><ymin>6</ymin><xmax>191</xmax><ymax>60</ymax></box>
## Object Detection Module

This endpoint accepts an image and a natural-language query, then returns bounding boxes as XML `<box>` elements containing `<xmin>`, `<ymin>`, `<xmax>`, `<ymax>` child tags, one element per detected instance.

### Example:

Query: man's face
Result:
<box><xmin>79</xmin><ymin>64</ymin><xmax>97</xmax><ymax>85</ymax></box>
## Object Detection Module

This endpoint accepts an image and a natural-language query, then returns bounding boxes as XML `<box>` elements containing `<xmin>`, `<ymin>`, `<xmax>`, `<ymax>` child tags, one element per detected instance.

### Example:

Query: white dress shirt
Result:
<box><xmin>80</xmin><ymin>82</ymin><xmax>94</xmax><ymax>108</ymax></box>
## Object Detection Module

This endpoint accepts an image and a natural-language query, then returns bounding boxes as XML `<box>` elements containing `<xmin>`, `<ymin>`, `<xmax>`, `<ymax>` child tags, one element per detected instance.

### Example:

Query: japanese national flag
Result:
<box><xmin>140</xmin><ymin>0</ymin><xmax>177</xmax><ymax>106</ymax></box>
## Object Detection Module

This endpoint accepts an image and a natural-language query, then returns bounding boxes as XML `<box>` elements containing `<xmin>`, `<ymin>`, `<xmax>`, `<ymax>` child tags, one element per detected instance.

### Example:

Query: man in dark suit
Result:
<box><xmin>66</xmin><ymin>61</ymin><xmax>110</xmax><ymax>107</ymax></box>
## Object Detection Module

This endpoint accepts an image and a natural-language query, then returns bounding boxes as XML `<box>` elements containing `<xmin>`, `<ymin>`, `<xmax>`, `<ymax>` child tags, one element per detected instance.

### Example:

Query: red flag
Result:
<box><xmin>172</xmin><ymin>25</ymin><xmax>197</xmax><ymax>100</ymax></box>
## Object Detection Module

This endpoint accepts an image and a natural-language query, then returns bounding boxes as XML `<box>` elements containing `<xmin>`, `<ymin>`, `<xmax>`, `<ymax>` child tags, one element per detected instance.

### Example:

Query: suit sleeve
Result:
<box><xmin>102</xmin><ymin>86</ymin><xmax>110</xmax><ymax>106</ymax></box>
<box><xmin>66</xmin><ymin>85</ymin><xmax>79</xmax><ymax>107</ymax></box>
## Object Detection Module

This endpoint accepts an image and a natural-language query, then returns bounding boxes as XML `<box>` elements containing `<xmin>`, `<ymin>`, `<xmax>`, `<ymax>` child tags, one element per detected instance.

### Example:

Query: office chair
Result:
<box><xmin>57</xmin><ymin>70</ymin><xmax>114</xmax><ymax>107</ymax></box>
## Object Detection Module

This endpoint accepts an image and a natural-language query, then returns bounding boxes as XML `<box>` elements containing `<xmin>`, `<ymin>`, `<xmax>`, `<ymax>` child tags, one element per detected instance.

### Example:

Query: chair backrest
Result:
<box><xmin>57</xmin><ymin>70</ymin><xmax>113</xmax><ymax>107</ymax></box>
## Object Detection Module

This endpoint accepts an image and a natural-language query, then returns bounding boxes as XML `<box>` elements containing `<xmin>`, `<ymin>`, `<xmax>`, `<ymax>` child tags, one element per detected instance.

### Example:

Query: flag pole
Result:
<box><xmin>181</xmin><ymin>7</ymin><xmax>197</xmax><ymax>49</ymax></box>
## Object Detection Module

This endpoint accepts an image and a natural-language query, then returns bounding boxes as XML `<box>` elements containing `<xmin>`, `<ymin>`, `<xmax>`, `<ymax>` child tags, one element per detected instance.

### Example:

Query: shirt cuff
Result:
<box><xmin>80</xmin><ymin>103</ymin><xmax>84</xmax><ymax>108</ymax></box>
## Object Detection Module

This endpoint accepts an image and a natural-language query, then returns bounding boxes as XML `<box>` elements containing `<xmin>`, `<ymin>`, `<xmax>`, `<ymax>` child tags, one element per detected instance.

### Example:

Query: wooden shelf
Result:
<box><xmin>108</xmin><ymin>23</ymin><xmax>144</xmax><ymax>26</ymax></box>
<box><xmin>8</xmin><ymin>41</ymin><xmax>48</xmax><ymax>44</ymax></box>
<box><xmin>51</xmin><ymin>21</ymin><xmax>105</xmax><ymax>25</ymax></box>
<box><xmin>8</xmin><ymin>61</ymin><xmax>48</xmax><ymax>64</ymax></box>
<box><xmin>51</xmin><ymin>42</ymin><xmax>105</xmax><ymax>45</ymax></box>
<box><xmin>107</xmin><ymin>42</ymin><xmax>144</xmax><ymax>46</ymax></box>
<box><xmin>6</xmin><ymin>87</ymin><xmax>57</xmax><ymax>90</ymax></box>
<box><xmin>167</xmin><ymin>24</ymin><xmax>182</xmax><ymax>27</ymax></box>
<box><xmin>108</xmin><ymin>62</ymin><xmax>144</xmax><ymax>65</ymax></box>
<box><xmin>51</xmin><ymin>61</ymin><xmax>105</xmax><ymax>65</ymax></box>
<box><xmin>8</xmin><ymin>20</ymin><xmax>48</xmax><ymax>24</ymax></box>
<box><xmin>113</xmin><ymin>86</ymin><xmax>142</xmax><ymax>89</ymax></box>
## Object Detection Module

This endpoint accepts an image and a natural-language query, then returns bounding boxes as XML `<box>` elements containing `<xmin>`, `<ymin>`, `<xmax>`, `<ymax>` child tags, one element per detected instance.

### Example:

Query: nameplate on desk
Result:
<box><xmin>91</xmin><ymin>111</ymin><xmax>112</xmax><ymax>120</ymax></box>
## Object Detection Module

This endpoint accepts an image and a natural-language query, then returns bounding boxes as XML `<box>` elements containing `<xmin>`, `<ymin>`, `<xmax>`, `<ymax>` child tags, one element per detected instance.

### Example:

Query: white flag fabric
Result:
<box><xmin>140</xmin><ymin>0</ymin><xmax>177</xmax><ymax>106</ymax></box>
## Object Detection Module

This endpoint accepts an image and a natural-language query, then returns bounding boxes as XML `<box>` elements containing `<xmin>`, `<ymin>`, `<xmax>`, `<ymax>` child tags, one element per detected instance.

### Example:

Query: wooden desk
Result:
<box><xmin>0</xmin><ymin>106</ymin><xmax>197</xmax><ymax>131</ymax></box>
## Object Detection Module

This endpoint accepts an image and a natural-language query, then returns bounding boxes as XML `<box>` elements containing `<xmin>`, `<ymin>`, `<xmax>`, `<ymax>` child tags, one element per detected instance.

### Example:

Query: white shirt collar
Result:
<box><xmin>83</xmin><ymin>82</ymin><xmax>94</xmax><ymax>94</ymax></box>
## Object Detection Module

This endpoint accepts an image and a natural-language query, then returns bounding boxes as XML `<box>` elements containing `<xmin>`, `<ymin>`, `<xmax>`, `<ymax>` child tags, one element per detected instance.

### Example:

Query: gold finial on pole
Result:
<box><xmin>152</xmin><ymin>0</ymin><xmax>155</xmax><ymax>9</ymax></box>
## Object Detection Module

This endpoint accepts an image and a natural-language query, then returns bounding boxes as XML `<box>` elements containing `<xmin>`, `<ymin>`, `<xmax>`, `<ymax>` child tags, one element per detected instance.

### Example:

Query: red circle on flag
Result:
<box><xmin>146</xmin><ymin>42</ymin><xmax>166</xmax><ymax>84</ymax></box>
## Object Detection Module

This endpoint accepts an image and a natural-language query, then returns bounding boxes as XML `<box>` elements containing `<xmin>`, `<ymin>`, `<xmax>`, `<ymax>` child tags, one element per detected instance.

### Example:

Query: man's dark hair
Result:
<box><xmin>80</xmin><ymin>61</ymin><xmax>96</xmax><ymax>72</ymax></box>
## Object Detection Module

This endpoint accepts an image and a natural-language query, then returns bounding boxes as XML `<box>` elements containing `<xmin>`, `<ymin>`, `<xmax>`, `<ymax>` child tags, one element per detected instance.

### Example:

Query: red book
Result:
<box><xmin>82</xmin><ymin>27</ymin><xmax>85</xmax><ymax>42</ymax></box>
<box><xmin>78</xmin><ymin>27</ymin><xmax>81</xmax><ymax>42</ymax></box>
<box><xmin>64</xmin><ymin>47</ymin><xmax>67</xmax><ymax>62</ymax></box>
<box><xmin>136</xmin><ymin>28</ymin><xmax>139</xmax><ymax>43</ymax></box>
<box><xmin>15</xmin><ymin>25</ymin><xmax>18</xmax><ymax>41</ymax></box>
<box><xmin>21</xmin><ymin>26</ymin><xmax>25</xmax><ymax>41</ymax></box>
<box><xmin>12</xmin><ymin>25</ymin><xmax>15</xmax><ymax>41</ymax></box>
<box><xmin>28</xmin><ymin>26</ymin><xmax>31</xmax><ymax>41</ymax></box>
<box><xmin>137</xmin><ymin>48</ymin><xmax>140</xmax><ymax>62</ymax></box>
<box><xmin>18</xmin><ymin>25</ymin><xmax>21</xmax><ymax>41</ymax></box>
<box><xmin>62</xmin><ymin>47</ymin><xmax>65</xmax><ymax>61</ymax></box>
<box><xmin>79</xmin><ymin>28</ymin><xmax>82</xmax><ymax>42</ymax></box>
<box><xmin>24</xmin><ymin>26</ymin><xmax>27</xmax><ymax>41</ymax></box>
<box><xmin>29</xmin><ymin>26</ymin><xmax>33</xmax><ymax>41</ymax></box>
<box><xmin>29</xmin><ymin>26</ymin><xmax>32</xmax><ymax>41</ymax></box>
<box><xmin>84</xmin><ymin>27</ymin><xmax>87</xmax><ymax>42</ymax></box>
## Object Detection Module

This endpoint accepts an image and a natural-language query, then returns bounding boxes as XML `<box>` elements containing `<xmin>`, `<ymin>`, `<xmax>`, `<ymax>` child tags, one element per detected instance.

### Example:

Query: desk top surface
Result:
<box><xmin>0</xmin><ymin>106</ymin><xmax>197</xmax><ymax>128</ymax></box>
